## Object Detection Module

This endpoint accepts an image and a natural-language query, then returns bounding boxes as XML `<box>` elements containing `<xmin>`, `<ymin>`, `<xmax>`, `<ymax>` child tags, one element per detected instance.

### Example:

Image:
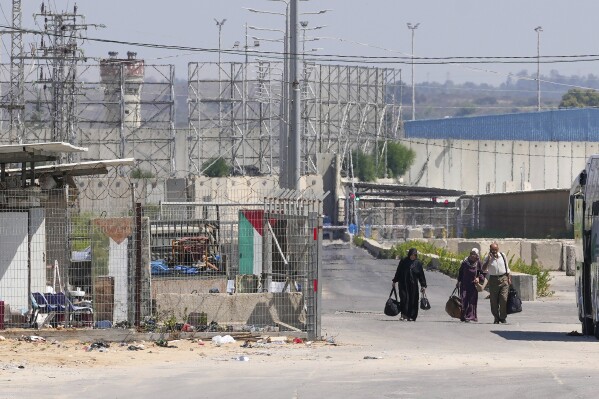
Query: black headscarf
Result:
<box><xmin>407</xmin><ymin>248</ymin><xmax>418</xmax><ymax>258</ymax></box>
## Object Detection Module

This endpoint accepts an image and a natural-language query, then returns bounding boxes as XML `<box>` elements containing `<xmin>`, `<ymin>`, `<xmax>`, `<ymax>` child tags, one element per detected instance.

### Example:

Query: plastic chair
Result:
<box><xmin>31</xmin><ymin>292</ymin><xmax>58</xmax><ymax>313</ymax></box>
<box><xmin>47</xmin><ymin>292</ymin><xmax>93</xmax><ymax>314</ymax></box>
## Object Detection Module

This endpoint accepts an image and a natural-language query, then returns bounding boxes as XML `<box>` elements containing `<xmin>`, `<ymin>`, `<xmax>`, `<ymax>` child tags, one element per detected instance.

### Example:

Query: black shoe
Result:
<box><xmin>499</xmin><ymin>319</ymin><xmax>507</xmax><ymax>324</ymax></box>
<box><xmin>493</xmin><ymin>319</ymin><xmax>499</xmax><ymax>324</ymax></box>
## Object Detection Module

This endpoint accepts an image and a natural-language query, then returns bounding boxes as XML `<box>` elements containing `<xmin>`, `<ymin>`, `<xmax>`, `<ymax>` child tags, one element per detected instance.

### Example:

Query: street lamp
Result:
<box><xmin>246</xmin><ymin>2</ymin><xmax>330</xmax><ymax>189</ymax></box>
<box><xmin>407</xmin><ymin>22</ymin><xmax>419</xmax><ymax>121</ymax></box>
<box><xmin>214</xmin><ymin>18</ymin><xmax>226</xmax><ymax>148</ymax></box>
<box><xmin>245</xmin><ymin>6</ymin><xmax>290</xmax><ymax>188</ymax></box>
<box><xmin>214</xmin><ymin>18</ymin><xmax>227</xmax><ymax>88</ymax></box>
<box><xmin>535</xmin><ymin>26</ymin><xmax>543</xmax><ymax>112</ymax></box>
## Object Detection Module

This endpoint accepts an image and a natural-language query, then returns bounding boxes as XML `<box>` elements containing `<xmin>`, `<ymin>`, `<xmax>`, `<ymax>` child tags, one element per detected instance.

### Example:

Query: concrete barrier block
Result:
<box><xmin>458</xmin><ymin>240</ymin><xmax>494</xmax><ymax>257</ymax></box>
<box><xmin>531</xmin><ymin>241</ymin><xmax>563</xmax><ymax>271</ymax></box>
<box><xmin>156</xmin><ymin>292</ymin><xmax>305</xmax><ymax>329</ymax></box>
<box><xmin>445</xmin><ymin>239</ymin><xmax>460</xmax><ymax>255</ymax></box>
<box><xmin>497</xmin><ymin>240</ymin><xmax>522</xmax><ymax>262</ymax></box>
<box><xmin>434</xmin><ymin>227</ymin><xmax>447</xmax><ymax>239</ymax></box>
<box><xmin>432</xmin><ymin>239</ymin><xmax>448</xmax><ymax>249</ymax></box>
<box><xmin>423</xmin><ymin>227</ymin><xmax>434</xmax><ymax>239</ymax></box>
<box><xmin>406</xmin><ymin>228</ymin><xmax>423</xmax><ymax>239</ymax></box>
<box><xmin>565</xmin><ymin>245</ymin><xmax>576</xmax><ymax>276</ymax></box>
<box><xmin>371</xmin><ymin>228</ymin><xmax>379</xmax><ymax>241</ymax></box>
<box><xmin>520</xmin><ymin>241</ymin><xmax>535</xmax><ymax>265</ymax></box>
<box><xmin>511</xmin><ymin>272</ymin><xmax>537</xmax><ymax>301</ymax></box>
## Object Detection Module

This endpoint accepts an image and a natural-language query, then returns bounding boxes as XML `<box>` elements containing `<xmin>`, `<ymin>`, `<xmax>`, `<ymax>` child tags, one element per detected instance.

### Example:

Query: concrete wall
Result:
<box><xmin>474</xmin><ymin>190</ymin><xmax>571</xmax><ymax>238</ymax></box>
<box><xmin>193</xmin><ymin>174</ymin><xmax>324</xmax><ymax>204</ymax></box>
<box><xmin>152</xmin><ymin>277</ymin><xmax>228</xmax><ymax>297</ymax></box>
<box><xmin>402</xmin><ymin>139</ymin><xmax>599</xmax><ymax>194</ymax></box>
<box><xmin>156</xmin><ymin>292</ymin><xmax>306</xmax><ymax>330</ymax></box>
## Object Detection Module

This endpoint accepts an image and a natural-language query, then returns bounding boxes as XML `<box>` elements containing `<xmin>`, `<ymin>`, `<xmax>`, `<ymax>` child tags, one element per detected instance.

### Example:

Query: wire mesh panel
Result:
<box><xmin>357</xmin><ymin>205</ymin><xmax>458</xmax><ymax>240</ymax></box>
<box><xmin>151</xmin><ymin>193</ymin><xmax>322</xmax><ymax>339</ymax></box>
<box><xmin>0</xmin><ymin>176</ymin><xmax>322</xmax><ymax>339</ymax></box>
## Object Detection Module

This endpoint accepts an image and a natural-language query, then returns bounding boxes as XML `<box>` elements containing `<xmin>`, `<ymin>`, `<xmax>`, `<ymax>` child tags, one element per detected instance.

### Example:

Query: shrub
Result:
<box><xmin>353</xmin><ymin>235</ymin><xmax>364</xmax><ymax>247</ymax></box>
<box><xmin>202</xmin><ymin>158</ymin><xmax>230</xmax><ymax>177</ymax></box>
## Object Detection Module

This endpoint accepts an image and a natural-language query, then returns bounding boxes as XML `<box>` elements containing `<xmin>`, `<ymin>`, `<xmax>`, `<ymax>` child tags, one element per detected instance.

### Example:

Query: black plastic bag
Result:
<box><xmin>507</xmin><ymin>285</ymin><xmax>522</xmax><ymax>314</ymax></box>
<box><xmin>420</xmin><ymin>293</ymin><xmax>431</xmax><ymax>310</ymax></box>
<box><xmin>384</xmin><ymin>286</ymin><xmax>401</xmax><ymax>317</ymax></box>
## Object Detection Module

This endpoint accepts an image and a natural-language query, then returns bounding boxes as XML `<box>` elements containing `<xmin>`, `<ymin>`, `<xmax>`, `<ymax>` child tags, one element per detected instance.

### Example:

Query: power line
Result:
<box><xmin>4</xmin><ymin>24</ymin><xmax>599</xmax><ymax>66</ymax></box>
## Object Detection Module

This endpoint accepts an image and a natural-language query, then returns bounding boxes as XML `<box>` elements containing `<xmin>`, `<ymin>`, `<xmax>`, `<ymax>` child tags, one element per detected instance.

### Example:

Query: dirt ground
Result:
<box><xmin>0</xmin><ymin>333</ymin><xmax>336</xmax><ymax>371</ymax></box>
<box><xmin>0</xmin><ymin>271</ymin><xmax>582</xmax><ymax>373</ymax></box>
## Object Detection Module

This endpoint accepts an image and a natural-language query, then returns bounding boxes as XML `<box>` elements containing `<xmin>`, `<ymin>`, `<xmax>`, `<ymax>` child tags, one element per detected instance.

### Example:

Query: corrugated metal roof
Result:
<box><xmin>7</xmin><ymin>158</ymin><xmax>135</xmax><ymax>177</ymax></box>
<box><xmin>0</xmin><ymin>142</ymin><xmax>88</xmax><ymax>163</ymax></box>
<box><xmin>404</xmin><ymin>108</ymin><xmax>599</xmax><ymax>141</ymax></box>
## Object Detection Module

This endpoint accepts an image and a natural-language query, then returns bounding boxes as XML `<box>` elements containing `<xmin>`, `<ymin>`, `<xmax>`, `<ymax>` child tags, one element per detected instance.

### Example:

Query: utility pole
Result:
<box><xmin>289</xmin><ymin>0</ymin><xmax>301</xmax><ymax>190</ymax></box>
<box><xmin>407</xmin><ymin>22</ymin><xmax>419</xmax><ymax>121</ymax></box>
<box><xmin>34</xmin><ymin>5</ymin><xmax>88</xmax><ymax>162</ymax></box>
<box><xmin>535</xmin><ymin>26</ymin><xmax>543</xmax><ymax>112</ymax></box>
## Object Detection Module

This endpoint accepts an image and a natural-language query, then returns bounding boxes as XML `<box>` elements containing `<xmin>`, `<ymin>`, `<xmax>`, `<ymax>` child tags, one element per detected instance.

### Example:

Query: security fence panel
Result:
<box><xmin>0</xmin><ymin>180</ymin><xmax>322</xmax><ymax>339</ymax></box>
<box><xmin>357</xmin><ymin>206</ymin><xmax>459</xmax><ymax>240</ymax></box>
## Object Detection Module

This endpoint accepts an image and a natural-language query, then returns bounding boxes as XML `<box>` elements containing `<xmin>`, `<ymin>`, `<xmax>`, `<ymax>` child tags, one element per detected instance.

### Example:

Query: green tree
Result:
<box><xmin>130</xmin><ymin>168</ymin><xmax>154</xmax><ymax>179</ymax></box>
<box><xmin>559</xmin><ymin>88</ymin><xmax>599</xmax><ymax>108</ymax></box>
<box><xmin>383</xmin><ymin>141</ymin><xmax>416</xmax><ymax>178</ymax></box>
<box><xmin>351</xmin><ymin>149</ymin><xmax>377</xmax><ymax>182</ymax></box>
<box><xmin>202</xmin><ymin>157</ymin><xmax>230</xmax><ymax>177</ymax></box>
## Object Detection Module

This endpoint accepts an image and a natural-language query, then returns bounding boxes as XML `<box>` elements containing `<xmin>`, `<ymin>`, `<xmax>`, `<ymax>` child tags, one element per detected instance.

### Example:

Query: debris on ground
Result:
<box><xmin>567</xmin><ymin>330</ymin><xmax>584</xmax><ymax>336</ymax></box>
<box><xmin>86</xmin><ymin>341</ymin><xmax>110</xmax><ymax>352</ymax></box>
<box><xmin>18</xmin><ymin>335</ymin><xmax>46</xmax><ymax>343</ymax></box>
<box><xmin>155</xmin><ymin>339</ymin><xmax>178</xmax><ymax>348</ymax></box>
<box><xmin>211</xmin><ymin>335</ymin><xmax>236</xmax><ymax>345</ymax></box>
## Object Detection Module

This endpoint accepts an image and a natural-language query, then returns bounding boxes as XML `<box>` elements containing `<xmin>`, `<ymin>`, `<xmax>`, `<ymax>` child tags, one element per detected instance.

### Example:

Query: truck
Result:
<box><xmin>569</xmin><ymin>155</ymin><xmax>599</xmax><ymax>338</ymax></box>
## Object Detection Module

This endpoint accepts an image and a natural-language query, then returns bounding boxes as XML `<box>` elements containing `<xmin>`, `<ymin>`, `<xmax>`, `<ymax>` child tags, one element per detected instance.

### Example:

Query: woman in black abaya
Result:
<box><xmin>392</xmin><ymin>248</ymin><xmax>427</xmax><ymax>321</ymax></box>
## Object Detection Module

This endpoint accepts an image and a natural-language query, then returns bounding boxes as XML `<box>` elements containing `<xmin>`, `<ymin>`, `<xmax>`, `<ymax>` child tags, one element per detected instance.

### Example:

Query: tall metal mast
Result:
<box><xmin>9</xmin><ymin>0</ymin><xmax>24</xmax><ymax>144</ymax></box>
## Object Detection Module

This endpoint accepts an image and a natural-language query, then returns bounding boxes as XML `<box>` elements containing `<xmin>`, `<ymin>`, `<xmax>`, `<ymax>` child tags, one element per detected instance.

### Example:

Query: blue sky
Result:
<box><xmin>4</xmin><ymin>1</ymin><xmax>599</xmax><ymax>86</ymax></box>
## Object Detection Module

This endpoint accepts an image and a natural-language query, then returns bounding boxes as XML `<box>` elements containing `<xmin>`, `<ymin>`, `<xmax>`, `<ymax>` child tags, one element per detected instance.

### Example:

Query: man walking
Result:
<box><xmin>482</xmin><ymin>242</ymin><xmax>511</xmax><ymax>324</ymax></box>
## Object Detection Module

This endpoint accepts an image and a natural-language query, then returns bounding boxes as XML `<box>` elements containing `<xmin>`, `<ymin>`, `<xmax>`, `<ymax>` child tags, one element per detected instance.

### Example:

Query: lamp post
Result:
<box><xmin>407</xmin><ymin>22</ymin><xmax>419</xmax><ymax>121</ymax></box>
<box><xmin>214</xmin><ymin>18</ymin><xmax>226</xmax><ymax>152</ymax></box>
<box><xmin>300</xmin><ymin>20</ymin><xmax>309</xmax><ymax>62</ymax></box>
<box><xmin>535</xmin><ymin>26</ymin><xmax>543</xmax><ymax>112</ymax></box>
<box><xmin>246</xmin><ymin>5</ymin><xmax>290</xmax><ymax>187</ymax></box>
<box><xmin>246</xmin><ymin>2</ymin><xmax>329</xmax><ymax>189</ymax></box>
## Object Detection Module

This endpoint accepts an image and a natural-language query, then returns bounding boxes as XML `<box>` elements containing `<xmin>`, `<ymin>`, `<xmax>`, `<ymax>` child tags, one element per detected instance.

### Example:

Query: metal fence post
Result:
<box><xmin>135</xmin><ymin>202</ymin><xmax>142</xmax><ymax>328</ymax></box>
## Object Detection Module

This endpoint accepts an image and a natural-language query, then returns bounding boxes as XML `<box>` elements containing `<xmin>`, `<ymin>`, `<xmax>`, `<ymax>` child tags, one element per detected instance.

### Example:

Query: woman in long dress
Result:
<box><xmin>457</xmin><ymin>248</ymin><xmax>484</xmax><ymax>322</ymax></box>
<box><xmin>392</xmin><ymin>248</ymin><xmax>427</xmax><ymax>321</ymax></box>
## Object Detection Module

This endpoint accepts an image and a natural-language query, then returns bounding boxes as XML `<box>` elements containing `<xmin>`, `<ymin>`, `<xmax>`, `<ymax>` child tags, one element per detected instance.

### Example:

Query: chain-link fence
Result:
<box><xmin>0</xmin><ymin>182</ymin><xmax>322</xmax><ymax>339</ymax></box>
<box><xmin>356</xmin><ymin>205</ymin><xmax>459</xmax><ymax>241</ymax></box>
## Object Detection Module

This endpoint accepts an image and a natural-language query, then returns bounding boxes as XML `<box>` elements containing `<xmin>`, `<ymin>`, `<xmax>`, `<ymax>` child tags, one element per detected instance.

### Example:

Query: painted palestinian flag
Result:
<box><xmin>239</xmin><ymin>210</ymin><xmax>265</xmax><ymax>275</ymax></box>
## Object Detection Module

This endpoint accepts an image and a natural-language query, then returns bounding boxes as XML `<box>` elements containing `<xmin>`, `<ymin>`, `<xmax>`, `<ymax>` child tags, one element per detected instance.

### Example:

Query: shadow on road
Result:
<box><xmin>492</xmin><ymin>330</ymin><xmax>595</xmax><ymax>342</ymax></box>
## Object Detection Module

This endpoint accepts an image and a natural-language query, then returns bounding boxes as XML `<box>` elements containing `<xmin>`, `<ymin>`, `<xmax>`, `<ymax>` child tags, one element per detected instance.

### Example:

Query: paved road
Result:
<box><xmin>3</xmin><ymin>243</ymin><xmax>599</xmax><ymax>399</ymax></box>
